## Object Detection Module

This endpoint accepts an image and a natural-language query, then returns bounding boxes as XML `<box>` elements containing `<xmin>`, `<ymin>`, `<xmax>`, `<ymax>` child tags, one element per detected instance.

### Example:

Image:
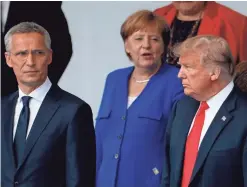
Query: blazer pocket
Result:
<box><xmin>96</xmin><ymin>108</ymin><xmax>111</xmax><ymax>120</ymax></box>
<box><xmin>138</xmin><ymin>109</ymin><xmax>163</xmax><ymax>121</ymax></box>
<box><xmin>209</xmin><ymin>147</ymin><xmax>238</xmax><ymax>157</ymax></box>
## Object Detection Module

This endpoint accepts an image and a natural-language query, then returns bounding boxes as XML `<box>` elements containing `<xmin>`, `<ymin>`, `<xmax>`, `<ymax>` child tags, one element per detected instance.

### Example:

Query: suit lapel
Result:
<box><xmin>115</xmin><ymin>67</ymin><xmax>133</xmax><ymax>113</ymax></box>
<box><xmin>174</xmin><ymin>98</ymin><xmax>200</xmax><ymax>185</ymax></box>
<box><xmin>190</xmin><ymin>87</ymin><xmax>237</xmax><ymax>184</ymax></box>
<box><xmin>17</xmin><ymin>85</ymin><xmax>61</xmax><ymax>170</ymax></box>
<box><xmin>2</xmin><ymin>92</ymin><xmax>18</xmax><ymax>169</ymax></box>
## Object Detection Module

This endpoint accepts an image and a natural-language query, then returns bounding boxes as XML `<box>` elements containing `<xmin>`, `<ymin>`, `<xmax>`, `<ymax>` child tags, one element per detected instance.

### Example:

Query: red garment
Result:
<box><xmin>154</xmin><ymin>1</ymin><xmax>247</xmax><ymax>64</ymax></box>
<box><xmin>181</xmin><ymin>102</ymin><xmax>209</xmax><ymax>187</ymax></box>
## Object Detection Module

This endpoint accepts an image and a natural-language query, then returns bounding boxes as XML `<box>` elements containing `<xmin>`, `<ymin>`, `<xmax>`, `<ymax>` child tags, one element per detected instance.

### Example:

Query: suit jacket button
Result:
<box><xmin>114</xmin><ymin>153</ymin><xmax>119</xmax><ymax>159</ymax></box>
<box><xmin>117</xmin><ymin>135</ymin><xmax>122</xmax><ymax>140</ymax></box>
<box><xmin>14</xmin><ymin>181</ymin><xmax>19</xmax><ymax>185</ymax></box>
<box><xmin>121</xmin><ymin>116</ymin><xmax>126</xmax><ymax>120</ymax></box>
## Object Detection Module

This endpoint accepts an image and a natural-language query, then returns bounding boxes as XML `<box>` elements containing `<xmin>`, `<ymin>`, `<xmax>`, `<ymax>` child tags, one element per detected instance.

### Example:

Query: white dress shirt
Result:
<box><xmin>127</xmin><ymin>96</ymin><xmax>137</xmax><ymax>108</ymax></box>
<box><xmin>188</xmin><ymin>81</ymin><xmax>234</xmax><ymax>149</ymax></box>
<box><xmin>13</xmin><ymin>77</ymin><xmax>52</xmax><ymax>141</ymax></box>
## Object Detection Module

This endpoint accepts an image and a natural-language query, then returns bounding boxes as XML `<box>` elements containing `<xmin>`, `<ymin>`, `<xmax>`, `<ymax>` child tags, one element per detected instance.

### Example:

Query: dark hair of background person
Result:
<box><xmin>154</xmin><ymin>1</ymin><xmax>247</xmax><ymax>67</ymax></box>
<box><xmin>234</xmin><ymin>61</ymin><xmax>247</xmax><ymax>93</ymax></box>
<box><xmin>1</xmin><ymin>1</ymin><xmax>72</xmax><ymax>97</ymax></box>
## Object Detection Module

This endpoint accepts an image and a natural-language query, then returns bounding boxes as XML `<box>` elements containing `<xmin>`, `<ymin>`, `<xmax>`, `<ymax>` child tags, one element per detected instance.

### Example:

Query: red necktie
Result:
<box><xmin>181</xmin><ymin>101</ymin><xmax>209</xmax><ymax>187</ymax></box>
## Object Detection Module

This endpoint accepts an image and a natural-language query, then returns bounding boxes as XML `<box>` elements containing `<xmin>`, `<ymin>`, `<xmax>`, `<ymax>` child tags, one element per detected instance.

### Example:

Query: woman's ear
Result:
<box><xmin>124</xmin><ymin>40</ymin><xmax>130</xmax><ymax>54</ymax></box>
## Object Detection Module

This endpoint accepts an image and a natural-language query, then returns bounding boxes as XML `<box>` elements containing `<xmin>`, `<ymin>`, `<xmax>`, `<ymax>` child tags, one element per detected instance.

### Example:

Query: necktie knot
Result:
<box><xmin>199</xmin><ymin>101</ymin><xmax>209</xmax><ymax>111</ymax></box>
<box><xmin>22</xmin><ymin>96</ymin><xmax>31</xmax><ymax>107</ymax></box>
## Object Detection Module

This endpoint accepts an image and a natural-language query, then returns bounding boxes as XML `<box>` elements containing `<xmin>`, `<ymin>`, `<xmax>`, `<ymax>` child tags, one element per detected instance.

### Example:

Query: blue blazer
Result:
<box><xmin>95</xmin><ymin>63</ymin><xmax>184</xmax><ymax>187</ymax></box>
<box><xmin>1</xmin><ymin>85</ymin><xmax>96</xmax><ymax>187</ymax></box>
<box><xmin>161</xmin><ymin>86</ymin><xmax>247</xmax><ymax>187</ymax></box>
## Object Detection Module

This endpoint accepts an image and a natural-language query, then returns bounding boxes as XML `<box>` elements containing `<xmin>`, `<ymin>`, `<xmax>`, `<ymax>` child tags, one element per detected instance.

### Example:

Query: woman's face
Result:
<box><xmin>173</xmin><ymin>1</ymin><xmax>205</xmax><ymax>16</ymax></box>
<box><xmin>124</xmin><ymin>27</ymin><xmax>164</xmax><ymax>69</ymax></box>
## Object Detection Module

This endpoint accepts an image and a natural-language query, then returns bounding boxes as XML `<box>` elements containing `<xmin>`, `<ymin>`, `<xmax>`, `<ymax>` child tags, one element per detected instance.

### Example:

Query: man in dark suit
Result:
<box><xmin>1</xmin><ymin>1</ymin><xmax>72</xmax><ymax>97</ymax></box>
<box><xmin>1</xmin><ymin>22</ymin><xmax>96</xmax><ymax>187</ymax></box>
<box><xmin>161</xmin><ymin>35</ymin><xmax>247</xmax><ymax>187</ymax></box>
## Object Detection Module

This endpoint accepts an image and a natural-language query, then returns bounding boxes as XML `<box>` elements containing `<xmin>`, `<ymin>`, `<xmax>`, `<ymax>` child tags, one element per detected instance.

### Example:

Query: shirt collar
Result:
<box><xmin>18</xmin><ymin>77</ymin><xmax>52</xmax><ymax>103</ymax></box>
<box><xmin>206</xmin><ymin>80</ymin><xmax>234</xmax><ymax>110</ymax></box>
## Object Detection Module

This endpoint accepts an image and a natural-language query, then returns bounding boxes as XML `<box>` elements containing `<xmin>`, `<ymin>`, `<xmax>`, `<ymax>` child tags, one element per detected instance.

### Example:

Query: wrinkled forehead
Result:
<box><xmin>131</xmin><ymin>27</ymin><xmax>162</xmax><ymax>36</ymax></box>
<box><xmin>178</xmin><ymin>51</ymin><xmax>202</xmax><ymax>65</ymax></box>
<box><xmin>174</xmin><ymin>41</ymin><xmax>207</xmax><ymax>61</ymax></box>
<box><xmin>12</xmin><ymin>31</ymin><xmax>44</xmax><ymax>39</ymax></box>
<box><xmin>128</xmin><ymin>22</ymin><xmax>163</xmax><ymax>37</ymax></box>
<box><xmin>10</xmin><ymin>32</ymin><xmax>47</xmax><ymax>50</ymax></box>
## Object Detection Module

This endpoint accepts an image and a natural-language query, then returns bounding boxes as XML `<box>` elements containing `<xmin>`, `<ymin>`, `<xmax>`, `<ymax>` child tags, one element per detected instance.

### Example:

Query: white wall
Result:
<box><xmin>59</xmin><ymin>1</ymin><xmax>247</xmax><ymax>120</ymax></box>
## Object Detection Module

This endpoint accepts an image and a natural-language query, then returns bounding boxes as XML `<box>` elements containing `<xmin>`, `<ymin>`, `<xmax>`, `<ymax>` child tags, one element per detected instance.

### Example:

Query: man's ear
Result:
<box><xmin>47</xmin><ymin>49</ymin><xmax>53</xmax><ymax>65</ymax></box>
<box><xmin>210</xmin><ymin>65</ymin><xmax>221</xmax><ymax>81</ymax></box>
<box><xmin>5</xmin><ymin>52</ymin><xmax>13</xmax><ymax>68</ymax></box>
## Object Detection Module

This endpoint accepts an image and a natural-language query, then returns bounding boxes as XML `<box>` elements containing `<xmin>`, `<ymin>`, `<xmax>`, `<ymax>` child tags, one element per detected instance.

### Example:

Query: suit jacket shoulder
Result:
<box><xmin>47</xmin><ymin>86</ymin><xmax>92</xmax><ymax>118</ymax></box>
<box><xmin>103</xmin><ymin>66</ymin><xmax>134</xmax><ymax>90</ymax></box>
<box><xmin>108</xmin><ymin>64</ymin><xmax>180</xmax><ymax>81</ymax></box>
<box><xmin>1</xmin><ymin>91</ymin><xmax>18</xmax><ymax>104</ymax></box>
<box><xmin>58</xmin><ymin>87</ymin><xmax>89</xmax><ymax>106</ymax></box>
<box><xmin>215</xmin><ymin>1</ymin><xmax>247</xmax><ymax>20</ymax></box>
<box><xmin>107</xmin><ymin>66</ymin><xmax>133</xmax><ymax>79</ymax></box>
<box><xmin>174</xmin><ymin>93</ymin><xmax>196</xmax><ymax>106</ymax></box>
<box><xmin>205</xmin><ymin>1</ymin><xmax>247</xmax><ymax>30</ymax></box>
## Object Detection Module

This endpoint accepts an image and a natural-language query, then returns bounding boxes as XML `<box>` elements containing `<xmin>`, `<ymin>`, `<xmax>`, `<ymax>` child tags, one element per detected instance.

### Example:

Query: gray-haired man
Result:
<box><xmin>1</xmin><ymin>22</ymin><xmax>96</xmax><ymax>187</ymax></box>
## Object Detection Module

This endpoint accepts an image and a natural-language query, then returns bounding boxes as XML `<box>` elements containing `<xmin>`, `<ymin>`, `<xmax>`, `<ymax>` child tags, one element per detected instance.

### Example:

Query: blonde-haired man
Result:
<box><xmin>161</xmin><ymin>35</ymin><xmax>247</xmax><ymax>187</ymax></box>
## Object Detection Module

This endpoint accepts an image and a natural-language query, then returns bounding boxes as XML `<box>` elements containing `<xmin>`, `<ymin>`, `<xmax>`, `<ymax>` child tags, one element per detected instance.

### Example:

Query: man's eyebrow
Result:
<box><xmin>14</xmin><ymin>50</ymin><xmax>28</xmax><ymax>54</ymax></box>
<box><xmin>15</xmin><ymin>49</ymin><xmax>28</xmax><ymax>52</ymax></box>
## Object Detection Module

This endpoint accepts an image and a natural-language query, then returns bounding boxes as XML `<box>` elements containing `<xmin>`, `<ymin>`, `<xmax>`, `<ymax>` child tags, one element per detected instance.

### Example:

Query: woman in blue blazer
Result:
<box><xmin>95</xmin><ymin>10</ymin><xmax>184</xmax><ymax>187</ymax></box>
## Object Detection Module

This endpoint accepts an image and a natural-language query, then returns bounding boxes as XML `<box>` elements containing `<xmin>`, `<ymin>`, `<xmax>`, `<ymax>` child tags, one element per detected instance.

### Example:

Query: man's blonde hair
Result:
<box><xmin>173</xmin><ymin>35</ymin><xmax>235</xmax><ymax>75</ymax></box>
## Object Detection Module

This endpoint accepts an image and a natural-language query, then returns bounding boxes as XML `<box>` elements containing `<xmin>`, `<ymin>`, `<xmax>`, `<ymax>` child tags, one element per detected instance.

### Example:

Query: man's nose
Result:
<box><xmin>178</xmin><ymin>67</ymin><xmax>185</xmax><ymax>79</ymax></box>
<box><xmin>25</xmin><ymin>52</ymin><xmax>35</xmax><ymax>65</ymax></box>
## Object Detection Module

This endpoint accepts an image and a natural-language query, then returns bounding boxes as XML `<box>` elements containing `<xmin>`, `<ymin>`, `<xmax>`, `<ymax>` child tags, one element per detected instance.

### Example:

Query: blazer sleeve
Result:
<box><xmin>66</xmin><ymin>102</ymin><xmax>96</xmax><ymax>187</ymax></box>
<box><xmin>161</xmin><ymin>100</ymin><xmax>178</xmax><ymax>187</ymax></box>
<box><xmin>95</xmin><ymin>72</ymin><xmax>114</xmax><ymax>173</ymax></box>
<box><xmin>240</xmin><ymin>17</ymin><xmax>247</xmax><ymax>62</ymax></box>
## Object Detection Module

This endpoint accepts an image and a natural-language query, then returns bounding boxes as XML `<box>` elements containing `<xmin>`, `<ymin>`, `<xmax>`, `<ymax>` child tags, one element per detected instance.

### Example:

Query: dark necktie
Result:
<box><xmin>13</xmin><ymin>96</ymin><xmax>31</xmax><ymax>167</ymax></box>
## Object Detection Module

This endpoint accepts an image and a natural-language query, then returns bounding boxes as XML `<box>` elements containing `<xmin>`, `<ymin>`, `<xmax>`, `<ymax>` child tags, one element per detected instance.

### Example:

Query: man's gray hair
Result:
<box><xmin>4</xmin><ymin>22</ymin><xmax>51</xmax><ymax>51</ymax></box>
<box><xmin>173</xmin><ymin>35</ymin><xmax>235</xmax><ymax>75</ymax></box>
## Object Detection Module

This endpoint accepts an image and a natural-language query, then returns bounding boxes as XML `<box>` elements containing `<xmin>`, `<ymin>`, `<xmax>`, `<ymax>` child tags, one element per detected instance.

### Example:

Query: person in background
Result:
<box><xmin>234</xmin><ymin>61</ymin><xmax>247</xmax><ymax>93</ymax></box>
<box><xmin>161</xmin><ymin>35</ymin><xmax>247</xmax><ymax>187</ymax></box>
<box><xmin>1</xmin><ymin>22</ymin><xmax>95</xmax><ymax>187</ymax></box>
<box><xmin>95</xmin><ymin>10</ymin><xmax>184</xmax><ymax>187</ymax></box>
<box><xmin>154</xmin><ymin>1</ymin><xmax>247</xmax><ymax>66</ymax></box>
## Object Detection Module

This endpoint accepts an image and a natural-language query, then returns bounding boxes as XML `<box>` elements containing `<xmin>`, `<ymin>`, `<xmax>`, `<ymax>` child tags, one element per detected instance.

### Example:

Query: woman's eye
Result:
<box><xmin>151</xmin><ymin>37</ymin><xmax>159</xmax><ymax>41</ymax></box>
<box><xmin>135</xmin><ymin>37</ymin><xmax>142</xmax><ymax>41</ymax></box>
